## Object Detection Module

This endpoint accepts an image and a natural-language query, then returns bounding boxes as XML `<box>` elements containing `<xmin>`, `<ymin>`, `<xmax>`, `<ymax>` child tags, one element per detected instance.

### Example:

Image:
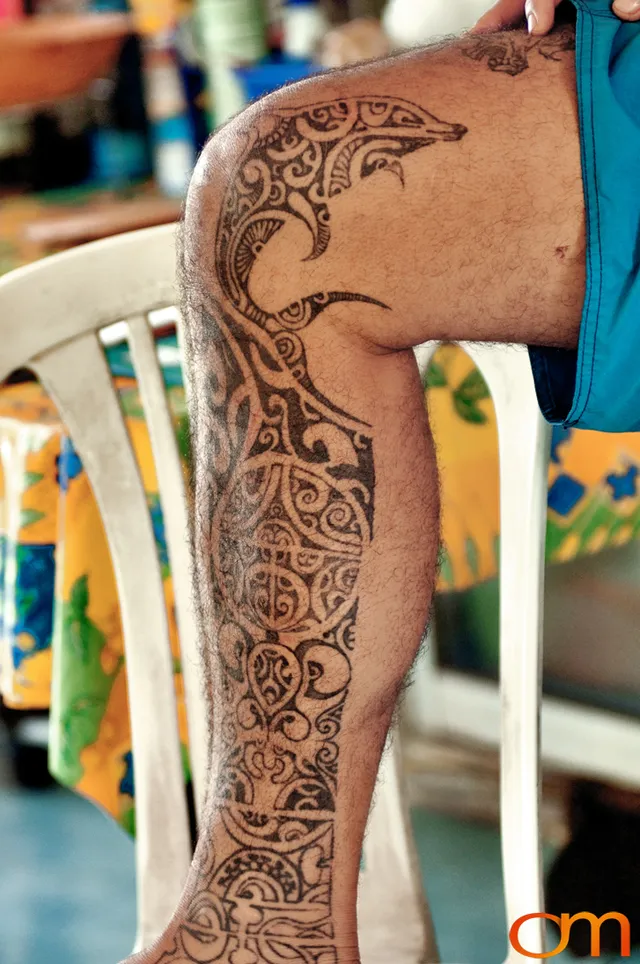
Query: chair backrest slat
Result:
<box><xmin>127</xmin><ymin>313</ymin><xmax>209</xmax><ymax>818</ymax></box>
<box><xmin>32</xmin><ymin>330</ymin><xmax>192</xmax><ymax>948</ymax></box>
<box><xmin>0</xmin><ymin>225</ymin><xmax>177</xmax><ymax>386</ymax></box>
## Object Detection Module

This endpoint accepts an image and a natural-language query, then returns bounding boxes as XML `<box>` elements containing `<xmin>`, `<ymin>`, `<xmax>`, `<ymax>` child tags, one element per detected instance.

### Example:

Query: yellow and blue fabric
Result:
<box><xmin>429</xmin><ymin>346</ymin><xmax>640</xmax><ymax>590</ymax></box>
<box><xmin>530</xmin><ymin>0</ymin><xmax>640</xmax><ymax>432</ymax></box>
<box><xmin>48</xmin><ymin>343</ymin><xmax>190</xmax><ymax>834</ymax></box>
<box><xmin>0</xmin><ymin>385</ymin><xmax>61</xmax><ymax>708</ymax></box>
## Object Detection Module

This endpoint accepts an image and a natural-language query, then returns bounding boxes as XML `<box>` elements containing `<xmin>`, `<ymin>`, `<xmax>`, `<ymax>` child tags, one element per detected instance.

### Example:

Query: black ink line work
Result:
<box><xmin>172</xmin><ymin>96</ymin><xmax>467</xmax><ymax>964</ymax></box>
<box><xmin>463</xmin><ymin>24</ymin><xmax>576</xmax><ymax>76</ymax></box>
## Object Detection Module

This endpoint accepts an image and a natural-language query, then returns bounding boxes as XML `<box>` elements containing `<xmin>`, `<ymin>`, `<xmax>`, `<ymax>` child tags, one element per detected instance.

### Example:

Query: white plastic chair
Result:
<box><xmin>0</xmin><ymin>225</ymin><xmax>547</xmax><ymax>962</ymax></box>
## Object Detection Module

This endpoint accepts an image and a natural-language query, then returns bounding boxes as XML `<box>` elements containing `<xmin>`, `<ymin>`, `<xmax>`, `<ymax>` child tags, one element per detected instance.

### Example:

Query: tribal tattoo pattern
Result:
<box><xmin>216</xmin><ymin>98</ymin><xmax>467</xmax><ymax>404</ymax></box>
<box><xmin>462</xmin><ymin>24</ymin><xmax>576</xmax><ymax>77</ymax></box>
<box><xmin>169</xmin><ymin>97</ymin><xmax>467</xmax><ymax>964</ymax></box>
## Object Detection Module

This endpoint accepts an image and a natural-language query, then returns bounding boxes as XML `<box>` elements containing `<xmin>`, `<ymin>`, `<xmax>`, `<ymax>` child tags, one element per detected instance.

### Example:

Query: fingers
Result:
<box><xmin>473</xmin><ymin>0</ymin><xmax>562</xmax><ymax>34</ymax></box>
<box><xmin>525</xmin><ymin>0</ymin><xmax>559</xmax><ymax>35</ymax></box>
<box><xmin>612</xmin><ymin>0</ymin><xmax>640</xmax><ymax>21</ymax></box>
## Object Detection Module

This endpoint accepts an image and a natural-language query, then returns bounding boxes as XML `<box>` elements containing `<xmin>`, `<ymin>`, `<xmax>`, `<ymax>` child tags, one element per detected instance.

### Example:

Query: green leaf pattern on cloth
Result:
<box><xmin>19</xmin><ymin>508</ymin><xmax>46</xmax><ymax>529</ymax></box>
<box><xmin>424</xmin><ymin>360</ymin><xmax>447</xmax><ymax>389</ymax></box>
<box><xmin>424</xmin><ymin>355</ymin><xmax>491</xmax><ymax>424</ymax></box>
<box><xmin>465</xmin><ymin>537</ymin><xmax>480</xmax><ymax>581</ymax></box>
<box><xmin>54</xmin><ymin>575</ymin><xmax>123</xmax><ymax>786</ymax></box>
<box><xmin>438</xmin><ymin>545</ymin><xmax>455</xmax><ymax>588</ymax></box>
<box><xmin>23</xmin><ymin>471</ymin><xmax>44</xmax><ymax>489</ymax></box>
<box><xmin>453</xmin><ymin>369</ymin><xmax>490</xmax><ymax>424</ymax></box>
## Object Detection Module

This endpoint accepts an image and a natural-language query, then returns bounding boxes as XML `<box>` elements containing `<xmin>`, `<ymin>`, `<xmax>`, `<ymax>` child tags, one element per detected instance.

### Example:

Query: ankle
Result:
<box><xmin>124</xmin><ymin>835</ymin><xmax>360</xmax><ymax>964</ymax></box>
<box><xmin>123</xmin><ymin>922</ymin><xmax>360</xmax><ymax>964</ymax></box>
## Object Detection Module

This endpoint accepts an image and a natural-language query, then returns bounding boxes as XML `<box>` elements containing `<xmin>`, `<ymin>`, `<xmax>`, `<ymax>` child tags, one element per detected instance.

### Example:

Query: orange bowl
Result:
<box><xmin>0</xmin><ymin>13</ymin><xmax>132</xmax><ymax>110</ymax></box>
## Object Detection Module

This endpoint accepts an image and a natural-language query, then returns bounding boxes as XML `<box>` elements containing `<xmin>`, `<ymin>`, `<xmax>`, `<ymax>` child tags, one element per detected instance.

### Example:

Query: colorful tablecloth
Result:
<box><xmin>0</xmin><ymin>351</ymin><xmax>190</xmax><ymax>831</ymax></box>
<box><xmin>3</xmin><ymin>338</ymin><xmax>640</xmax><ymax>831</ymax></box>
<box><xmin>430</xmin><ymin>346</ymin><xmax>640</xmax><ymax>589</ymax></box>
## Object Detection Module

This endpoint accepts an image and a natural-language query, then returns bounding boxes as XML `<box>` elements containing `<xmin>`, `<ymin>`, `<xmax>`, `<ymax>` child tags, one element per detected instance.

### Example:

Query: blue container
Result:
<box><xmin>233</xmin><ymin>53</ymin><xmax>321</xmax><ymax>103</ymax></box>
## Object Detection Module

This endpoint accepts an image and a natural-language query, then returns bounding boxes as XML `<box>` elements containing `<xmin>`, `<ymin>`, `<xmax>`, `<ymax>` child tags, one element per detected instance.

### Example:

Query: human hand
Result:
<box><xmin>474</xmin><ymin>0</ymin><xmax>640</xmax><ymax>35</ymax></box>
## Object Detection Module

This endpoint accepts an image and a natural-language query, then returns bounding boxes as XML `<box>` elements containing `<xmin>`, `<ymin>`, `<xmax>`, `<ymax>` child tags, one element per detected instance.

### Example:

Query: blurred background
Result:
<box><xmin>3</xmin><ymin>1</ymin><xmax>640</xmax><ymax>962</ymax></box>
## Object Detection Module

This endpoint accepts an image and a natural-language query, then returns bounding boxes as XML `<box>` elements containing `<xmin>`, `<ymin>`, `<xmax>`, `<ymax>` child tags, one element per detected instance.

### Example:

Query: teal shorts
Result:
<box><xmin>529</xmin><ymin>0</ymin><xmax>640</xmax><ymax>432</ymax></box>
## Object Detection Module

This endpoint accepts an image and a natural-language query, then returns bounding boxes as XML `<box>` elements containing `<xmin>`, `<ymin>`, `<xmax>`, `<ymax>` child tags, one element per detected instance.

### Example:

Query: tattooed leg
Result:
<box><xmin>123</xmin><ymin>23</ymin><xmax>585</xmax><ymax>964</ymax></box>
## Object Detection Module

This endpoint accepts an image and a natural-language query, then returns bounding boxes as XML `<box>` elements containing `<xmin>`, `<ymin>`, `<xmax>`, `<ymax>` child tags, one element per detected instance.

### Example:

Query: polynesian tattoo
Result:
<box><xmin>168</xmin><ymin>98</ymin><xmax>467</xmax><ymax>964</ymax></box>
<box><xmin>462</xmin><ymin>24</ymin><xmax>576</xmax><ymax>77</ymax></box>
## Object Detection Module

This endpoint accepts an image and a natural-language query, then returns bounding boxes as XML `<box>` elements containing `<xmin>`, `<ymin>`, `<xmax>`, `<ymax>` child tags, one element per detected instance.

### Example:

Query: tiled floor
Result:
<box><xmin>411</xmin><ymin>808</ymin><xmax>640</xmax><ymax>963</ymax></box>
<box><xmin>1</xmin><ymin>769</ymin><xmax>638</xmax><ymax>964</ymax></box>
<box><xmin>0</xmin><ymin>782</ymin><xmax>136</xmax><ymax>964</ymax></box>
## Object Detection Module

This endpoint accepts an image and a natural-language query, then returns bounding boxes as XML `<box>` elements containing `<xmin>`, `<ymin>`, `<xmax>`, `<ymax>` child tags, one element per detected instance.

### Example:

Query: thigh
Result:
<box><xmin>245</xmin><ymin>24</ymin><xmax>585</xmax><ymax>353</ymax></box>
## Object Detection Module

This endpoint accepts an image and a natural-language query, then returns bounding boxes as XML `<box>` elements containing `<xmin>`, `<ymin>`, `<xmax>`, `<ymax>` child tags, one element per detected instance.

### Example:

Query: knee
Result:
<box><xmin>179</xmin><ymin>111</ymin><xmax>247</xmax><ymax>309</ymax></box>
<box><xmin>179</xmin><ymin>91</ymin><xmax>426</xmax><ymax>359</ymax></box>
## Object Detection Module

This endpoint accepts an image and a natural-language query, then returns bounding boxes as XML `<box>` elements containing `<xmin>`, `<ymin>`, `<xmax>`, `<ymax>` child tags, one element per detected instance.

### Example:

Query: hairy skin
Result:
<box><xmin>125</xmin><ymin>23</ymin><xmax>583</xmax><ymax>964</ymax></box>
<box><xmin>162</xmin><ymin>95</ymin><xmax>465</xmax><ymax>964</ymax></box>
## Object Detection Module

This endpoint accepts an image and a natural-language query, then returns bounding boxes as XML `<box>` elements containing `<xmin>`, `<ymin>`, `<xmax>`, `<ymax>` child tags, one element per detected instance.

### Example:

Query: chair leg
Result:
<box><xmin>498</xmin><ymin>405</ymin><xmax>550</xmax><ymax>963</ymax></box>
<box><xmin>463</xmin><ymin>344</ymin><xmax>550</xmax><ymax>963</ymax></box>
<box><xmin>358</xmin><ymin>726</ymin><xmax>440</xmax><ymax>964</ymax></box>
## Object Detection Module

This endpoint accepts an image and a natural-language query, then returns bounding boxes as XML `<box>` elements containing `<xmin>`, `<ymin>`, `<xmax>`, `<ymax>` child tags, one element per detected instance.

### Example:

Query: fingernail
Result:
<box><xmin>527</xmin><ymin>10</ymin><xmax>538</xmax><ymax>32</ymax></box>
<box><xmin>613</xmin><ymin>0</ymin><xmax>640</xmax><ymax>15</ymax></box>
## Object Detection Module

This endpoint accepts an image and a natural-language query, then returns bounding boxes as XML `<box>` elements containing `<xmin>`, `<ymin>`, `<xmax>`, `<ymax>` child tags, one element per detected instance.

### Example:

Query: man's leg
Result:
<box><xmin>130</xmin><ymin>24</ymin><xmax>584</xmax><ymax>964</ymax></box>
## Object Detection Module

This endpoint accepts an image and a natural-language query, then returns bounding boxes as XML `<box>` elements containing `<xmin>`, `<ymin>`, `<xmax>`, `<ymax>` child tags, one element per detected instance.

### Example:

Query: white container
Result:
<box><xmin>282</xmin><ymin>0</ymin><xmax>329</xmax><ymax>59</ymax></box>
<box><xmin>383</xmin><ymin>0</ymin><xmax>491</xmax><ymax>48</ymax></box>
<box><xmin>197</xmin><ymin>0</ymin><xmax>268</xmax><ymax>124</ymax></box>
